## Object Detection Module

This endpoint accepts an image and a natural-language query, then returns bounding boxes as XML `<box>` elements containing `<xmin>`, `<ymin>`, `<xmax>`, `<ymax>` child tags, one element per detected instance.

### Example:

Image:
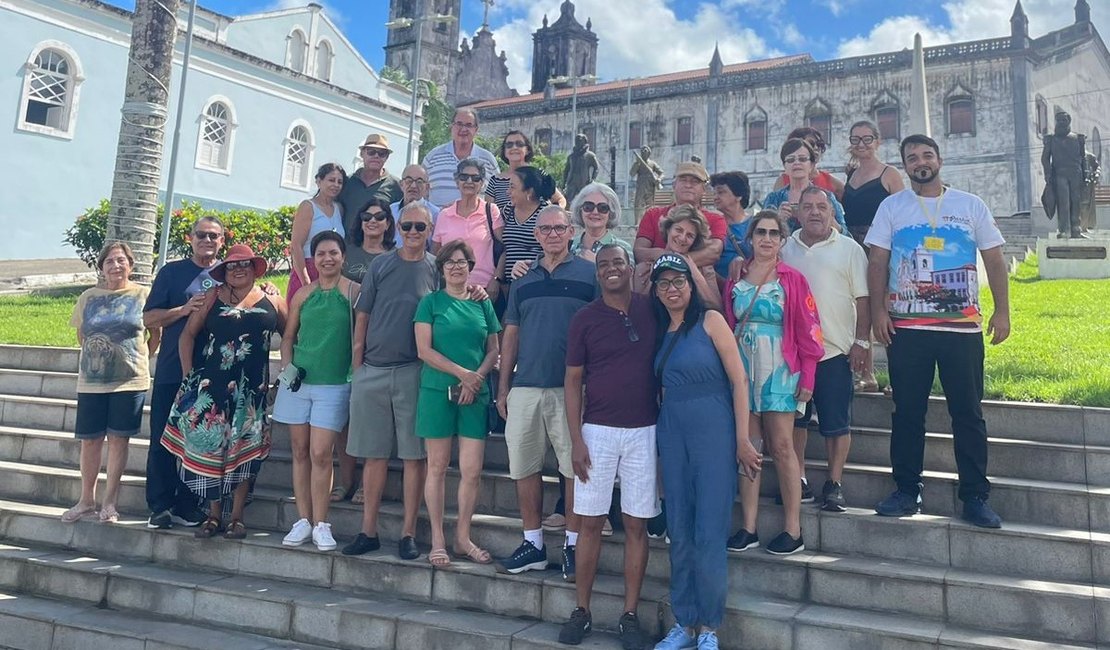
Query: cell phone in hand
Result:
<box><xmin>448</xmin><ymin>385</ymin><xmax>462</xmax><ymax>403</ymax></box>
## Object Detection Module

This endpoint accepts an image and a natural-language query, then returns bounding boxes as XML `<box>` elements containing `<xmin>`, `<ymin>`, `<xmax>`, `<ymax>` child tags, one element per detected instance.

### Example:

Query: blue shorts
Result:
<box><xmin>75</xmin><ymin>390</ymin><xmax>146</xmax><ymax>439</ymax></box>
<box><xmin>794</xmin><ymin>354</ymin><xmax>852</xmax><ymax>437</ymax></box>
<box><xmin>272</xmin><ymin>382</ymin><xmax>352</xmax><ymax>432</ymax></box>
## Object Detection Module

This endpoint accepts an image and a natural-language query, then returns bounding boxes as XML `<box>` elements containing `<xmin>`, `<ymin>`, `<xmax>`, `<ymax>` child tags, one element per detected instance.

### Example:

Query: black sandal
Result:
<box><xmin>194</xmin><ymin>516</ymin><xmax>223</xmax><ymax>539</ymax></box>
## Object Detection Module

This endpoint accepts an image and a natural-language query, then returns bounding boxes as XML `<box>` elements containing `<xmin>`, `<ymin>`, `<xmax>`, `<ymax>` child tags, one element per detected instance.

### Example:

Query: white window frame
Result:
<box><xmin>315</xmin><ymin>38</ymin><xmax>334</xmax><ymax>82</ymax></box>
<box><xmin>194</xmin><ymin>96</ymin><xmax>237</xmax><ymax>174</ymax></box>
<box><xmin>281</xmin><ymin>120</ymin><xmax>315</xmax><ymax>191</ymax></box>
<box><xmin>17</xmin><ymin>41</ymin><xmax>85</xmax><ymax>139</ymax></box>
<box><xmin>287</xmin><ymin>28</ymin><xmax>308</xmax><ymax>73</ymax></box>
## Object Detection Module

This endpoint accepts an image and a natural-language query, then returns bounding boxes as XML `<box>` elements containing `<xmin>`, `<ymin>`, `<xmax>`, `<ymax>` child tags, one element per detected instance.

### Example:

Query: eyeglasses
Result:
<box><xmin>452</xmin><ymin>121</ymin><xmax>476</xmax><ymax>130</ymax></box>
<box><xmin>622</xmin><ymin>314</ymin><xmax>640</xmax><ymax>343</ymax></box>
<box><xmin>784</xmin><ymin>156</ymin><xmax>811</xmax><ymax>164</ymax></box>
<box><xmin>753</xmin><ymin>227</ymin><xmax>782</xmax><ymax>239</ymax></box>
<box><xmin>225</xmin><ymin>260</ymin><xmax>253</xmax><ymax>270</ymax></box>
<box><xmin>400</xmin><ymin>222</ymin><xmax>428</xmax><ymax>232</ymax></box>
<box><xmin>361</xmin><ymin>212</ymin><xmax>387</xmax><ymax>222</ymax></box>
<box><xmin>362</xmin><ymin>149</ymin><xmax>389</xmax><ymax>158</ymax></box>
<box><xmin>581</xmin><ymin>202</ymin><xmax>611</xmax><ymax>214</ymax></box>
<box><xmin>537</xmin><ymin>224</ymin><xmax>570</xmax><ymax>236</ymax></box>
<box><xmin>456</xmin><ymin>173</ymin><xmax>483</xmax><ymax>182</ymax></box>
<box><xmin>401</xmin><ymin>176</ymin><xmax>427</xmax><ymax>185</ymax></box>
<box><xmin>192</xmin><ymin>232</ymin><xmax>221</xmax><ymax>241</ymax></box>
<box><xmin>504</xmin><ymin>140</ymin><xmax>527</xmax><ymax>149</ymax></box>
<box><xmin>654</xmin><ymin>276</ymin><xmax>688</xmax><ymax>291</ymax></box>
<box><xmin>443</xmin><ymin>259</ymin><xmax>472</xmax><ymax>269</ymax></box>
<box><xmin>849</xmin><ymin>135</ymin><xmax>877</xmax><ymax>146</ymax></box>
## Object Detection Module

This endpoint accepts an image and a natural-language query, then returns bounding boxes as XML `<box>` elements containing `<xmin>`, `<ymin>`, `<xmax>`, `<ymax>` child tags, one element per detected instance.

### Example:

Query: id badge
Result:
<box><xmin>923</xmin><ymin>236</ymin><xmax>945</xmax><ymax>251</ymax></box>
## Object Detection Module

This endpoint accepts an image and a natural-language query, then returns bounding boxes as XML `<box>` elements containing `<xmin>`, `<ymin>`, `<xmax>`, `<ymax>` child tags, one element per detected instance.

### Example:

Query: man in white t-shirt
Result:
<box><xmin>780</xmin><ymin>186</ymin><xmax>870</xmax><ymax>514</ymax></box>
<box><xmin>865</xmin><ymin>134</ymin><xmax>1011</xmax><ymax>529</ymax></box>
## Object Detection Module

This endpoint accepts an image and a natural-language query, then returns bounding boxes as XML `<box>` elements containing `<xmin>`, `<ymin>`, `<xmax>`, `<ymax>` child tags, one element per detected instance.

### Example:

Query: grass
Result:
<box><xmin>1</xmin><ymin>264</ymin><xmax>1107</xmax><ymax>406</ymax></box>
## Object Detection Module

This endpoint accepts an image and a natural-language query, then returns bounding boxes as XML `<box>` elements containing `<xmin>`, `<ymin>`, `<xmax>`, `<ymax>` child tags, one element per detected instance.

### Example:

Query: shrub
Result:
<box><xmin>64</xmin><ymin>201</ymin><xmax>294</xmax><ymax>270</ymax></box>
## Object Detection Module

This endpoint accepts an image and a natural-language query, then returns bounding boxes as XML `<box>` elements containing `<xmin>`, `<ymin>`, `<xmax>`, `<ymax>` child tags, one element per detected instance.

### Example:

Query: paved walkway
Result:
<box><xmin>0</xmin><ymin>259</ymin><xmax>95</xmax><ymax>294</ymax></box>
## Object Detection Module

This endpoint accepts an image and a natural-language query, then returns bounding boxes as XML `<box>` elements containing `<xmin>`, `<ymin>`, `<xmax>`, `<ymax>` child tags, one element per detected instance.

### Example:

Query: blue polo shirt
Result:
<box><xmin>504</xmin><ymin>254</ymin><xmax>597</xmax><ymax>388</ymax></box>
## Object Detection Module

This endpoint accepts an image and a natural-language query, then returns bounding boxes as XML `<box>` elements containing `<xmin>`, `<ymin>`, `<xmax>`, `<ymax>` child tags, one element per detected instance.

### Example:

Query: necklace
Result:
<box><xmin>227</xmin><ymin>285</ymin><xmax>249</xmax><ymax>304</ymax></box>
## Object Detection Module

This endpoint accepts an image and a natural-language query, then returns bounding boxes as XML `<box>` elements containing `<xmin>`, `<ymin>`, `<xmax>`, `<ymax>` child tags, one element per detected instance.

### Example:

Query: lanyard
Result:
<box><xmin>915</xmin><ymin>188</ymin><xmax>946</xmax><ymax>233</ymax></box>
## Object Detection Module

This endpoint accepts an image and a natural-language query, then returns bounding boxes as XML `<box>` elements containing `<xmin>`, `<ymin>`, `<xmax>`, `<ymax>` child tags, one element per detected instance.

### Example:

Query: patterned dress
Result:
<box><xmin>732</xmin><ymin>279</ymin><xmax>800</xmax><ymax>413</ymax></box>
<box><xmin>162</xmin><ymin>296</ymin><xmax>278</xmax><ymax>500</ymax></box>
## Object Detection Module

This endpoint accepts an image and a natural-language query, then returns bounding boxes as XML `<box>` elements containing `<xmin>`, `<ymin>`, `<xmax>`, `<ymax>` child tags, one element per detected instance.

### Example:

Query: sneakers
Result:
<box><xmin>647</xmin><ymin>502</ymin><xmax>667</xmax><ymax>540</ymax></box>
<box><xmin>562</xmin><ymin>544</ymin><xmax>576</xmax><ymax>583</ymax></box>
<box><xmin>312</xmin><ymin>522</ymin><xmax>337</xmax><ymax>551</ymax></box>
<box><xmin>558</xmin><ymin>607</ymin><xmax>592</xmax><ymax>645</ymax></box>
<box><xmin>696</xmin><ymin>630</ymin><xmax>720</xmax><ymax>649</ymax></box>
<box><xmin>542</xmin><ymin>512</ymin><xmax>567</xmax><ymax>531</ymax></box>
<box><xmin>875</xmin><ymin>489</ymin><xmax>922</xmax><ymax>517</ymax></box>
<box><xmin>170</xmin><ymin>506</ymin><xmax>206</xmax><ymax>527</ymax></box>
<box><xmin>962</xmin><ymin>496</ymin><xmax>1002</xmax><ymax>528</ymax></box>
<box><xmin>775</xmin><ymin>478</ymin><xmax>815</xmax><ymax>505</ymax></box>
<box><xmin>618</xmin><ymin>611</ymin><xmax>646</xmax><ymax>650</ymax></box>
<box><xmin>821</xmin><ymin>480</ymin><xmax>846</xmax><ymax>512</ymax></box>
<box><xmin>341</xmin><ymin>532</ymin><xmax>381</xmax><ymax>556</ymax></box>
<box><xmin>495</xmin><ymin>540</ymin><xmax>548</xmax><ymax>575</ymax></box>
<box><xmin>765</xmin><ymin>531</ymin><xmax>804</xmax><ymax>556</ymax></box>
<box><xmin>726</xmin><ymin>528</ymin><xmax>759</xmax><ymax>552</ymax></box>
<box><xmin>147</xmin><ymin>509</ymin><xmax>173</xmax><ymax>529</ymax></box>
<box><xmin>654</xmin><ymin>623</ymin><xmax>696</xmax><ymax>650</ymax></box>
<box><xmin>282</xmin><ymin>518</ymin><xmax>313</xmax><ymax>546</ymax></box>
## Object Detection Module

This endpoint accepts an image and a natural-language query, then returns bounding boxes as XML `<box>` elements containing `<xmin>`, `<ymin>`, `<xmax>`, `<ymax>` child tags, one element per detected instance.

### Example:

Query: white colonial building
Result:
<box><xmin>1</xmin><ymin>0</ymin><xmax>415</xmax><ymax>260</ymax></box>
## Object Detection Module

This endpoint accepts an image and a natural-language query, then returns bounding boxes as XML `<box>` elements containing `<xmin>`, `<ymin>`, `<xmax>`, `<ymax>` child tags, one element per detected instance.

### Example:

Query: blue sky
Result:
<box><xmin>103</xmin><ymin>0</ymin><xmax>1109</xmax><ymax>94</ymax></box>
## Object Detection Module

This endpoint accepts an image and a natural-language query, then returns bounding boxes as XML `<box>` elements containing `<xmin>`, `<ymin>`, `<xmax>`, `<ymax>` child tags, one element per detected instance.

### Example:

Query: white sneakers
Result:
<box><xmin>282</xmin><ymin>518</ymin><xmax>336</xmax><ymax>551</ymax></box>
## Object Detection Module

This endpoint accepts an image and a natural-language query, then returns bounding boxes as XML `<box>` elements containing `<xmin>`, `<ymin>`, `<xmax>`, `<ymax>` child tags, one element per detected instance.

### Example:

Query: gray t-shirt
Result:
<box><xmin>355</xmin><ymin>250</ymin><xmax>438</xmax><ymax>367</ymax></box>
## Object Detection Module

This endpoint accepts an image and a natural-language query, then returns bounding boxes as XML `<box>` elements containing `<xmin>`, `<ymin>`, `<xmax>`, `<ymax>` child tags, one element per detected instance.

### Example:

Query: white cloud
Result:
<box><xmin>488</xmin><ymin>0</ymin><xmax>777</xmax><ymax>94</ymax></box>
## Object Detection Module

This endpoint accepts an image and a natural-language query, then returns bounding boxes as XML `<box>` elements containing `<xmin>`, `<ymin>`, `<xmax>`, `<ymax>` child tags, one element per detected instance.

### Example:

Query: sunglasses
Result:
<box><xmin>654</xmin><ymin>276</ymin><xmax>688</xmax><ymax>291</ymax></box>
<box><xmin>225</xmin><ymin>260</ymin><xmax>254</xmax><ymax>270</ymax></box>
<box><xmin>361</xmin><ymin>212</ymin><xmax>387</xmax><ymax>222</ymax></box>
<box><xmin>504</xmin><ymin>140</ymin><xmax>527</xmax><ymax>149</ymax></box>
<box><xmin>456</xmin><ymin>173</ymin><xmax>484</xmax><ymax>182</ymax></box>
<box><xmin>443</xmin><ymin>259</ymin><xmax>473</xmax><ymax>269</ymax></box>
<box><xmin>622</xmin><ymin>314</ymin><xmax>640</xmax><ymax>343</ymax></box>
<box><xmin>192</xmin><ymin>232</ymin><xmax>221</xmax><ymax>241</ymax></box>
<box><xmin>581</xmin><ymin>202</ymin><xmax>611</xmax><ymax>214</ymax></box>
<box><xmin>362</xmin><ymin>149</ymin><xmax>389</xmax><ymax>158</ymax></box>
<box><xmin>753</xmin><ymin>227</ymin><xmax>783</xmax><ymax>239</ymax></box>
<box><xmin>537</xmin><ymin>224</ymin><xmax>570</xmax><ymax>236</ymax></box>
<box><xmin>849</xmin><ymin>135</ymin><xmax>877</xmax><ymax>146</ymax></box>
<box><xmin>784</xmin><ymin>156</ymin><xmax>811</xmax><ymax>164</ymax></box>
<box><xmin>401</xmin><ymin>176</ymin><xmax>427</xmax><ymax>185</ymax></box>
<box><xmin>400</xmin><ymin>222</ymin><xmax>428</xmax><ymax>232</ymax></box>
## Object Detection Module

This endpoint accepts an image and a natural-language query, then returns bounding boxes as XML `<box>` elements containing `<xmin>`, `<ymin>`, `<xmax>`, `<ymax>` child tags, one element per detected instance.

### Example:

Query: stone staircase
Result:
<box><xmin>0</xmin><ymin>343</ymin><xmax>1108</xmax><ymax>649</ymax></box>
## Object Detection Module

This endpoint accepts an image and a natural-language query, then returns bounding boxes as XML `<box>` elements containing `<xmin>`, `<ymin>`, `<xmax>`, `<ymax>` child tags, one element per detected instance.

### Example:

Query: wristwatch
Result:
<box><xmin>853</xmin><ymin>338</ymin><xmax>871</xmax><ymax>350</ymax></box>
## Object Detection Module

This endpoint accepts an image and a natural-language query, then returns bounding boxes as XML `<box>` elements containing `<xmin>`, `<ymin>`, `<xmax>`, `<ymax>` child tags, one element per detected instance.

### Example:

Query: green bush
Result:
<box><xmin>64</xmin><ymin>201</ymin><xmax>294</xmax><ymax>270</ymax></box>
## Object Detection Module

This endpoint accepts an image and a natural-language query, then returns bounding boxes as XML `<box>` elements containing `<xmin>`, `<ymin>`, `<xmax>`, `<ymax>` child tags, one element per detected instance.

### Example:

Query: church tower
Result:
<box><xmin>384</xmin><ymin>0</ymin><xmax>461</xmax><ymax>91</ymax></box>
<box><xmin>530</xmin><ymin>1</ymin><xmax>599</xmax><ymax>94</ymax></box>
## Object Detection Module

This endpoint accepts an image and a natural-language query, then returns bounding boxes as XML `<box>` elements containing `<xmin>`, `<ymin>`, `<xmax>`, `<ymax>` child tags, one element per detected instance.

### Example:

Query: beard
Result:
<box><xmin>911</xmin><ymin>166</ymin><xmax>939</xmax><ymax>184</ymax></box>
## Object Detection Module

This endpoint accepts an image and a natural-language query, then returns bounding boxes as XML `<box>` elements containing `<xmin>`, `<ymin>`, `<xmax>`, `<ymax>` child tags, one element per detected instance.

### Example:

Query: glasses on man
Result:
<box><xmin>581</xmin><ymin>202</ymin><xmax>610</xmax><ymax>214</ymax></box>
<box><xmin>504</xmin><ymin>140</ymin><xmax>527</xmax><ymax>149</ymax></box>
<box><xmin>456</xmin><ymin>173</ymin><xmax>483</xmax><ymax>182</ymax></box>
<box><xmin>537</xmin><ymin>224</ymin><xmax>570</xmax><ymax>236</ymax></box>
<box><xmin>849</xmin><ymin>135</ymin><xmax>877</xmax><ymax>146</ymax></box>
<box><xmin>361</xmin><ymin>211</ymin><xmax>387</xmax><ymax>222</ymax></box>
<box><xmin>225</xmin><ymin>260</ymin><xmax>254</xmax><ymax>270</ymax></box>
<box><xmin>753</xmin><ymin>227</ymin><xmax>782</xmax><ymax>239</ymax></box>
<box><xmin>401</xmin><ymin>176</ymin><xmax>427</xmax><ymax>186</ymax></box>
<box><xmin>400</xmin><ymin>222</ymin><xmax>428</xmax><ymax>232</ymax></box>
<box><xmin>784</xmin><ymin>156</ymin><xmax>811</xmax><ymax>164</ymax></box>
<box><xmin>192</xmin><ymin>232</ymin><xmax>221</xmax><ymax>241</ymax></box>
<box><xmin>622</xmin><ymin>314</ymin><xmax>640</xmax><ymax>343</ymax></box>
<box><xmin>362</xmin><ymin>149</ymin><xmax>389</xmax><ymax>158</ymax></box>
<box><xmin>654</xmin><ymin>276</ymin><xmax>688</xmax><ymax>291</ymax></box>
<box><xmin>443</xmin><ymin>259</ymin><xmax>473</xmax><ymax>270</ymax></box>
<box><xmin>453</xmin><ymin>121</ymin><xmax>476</xmax><ymax>130</ymax></box>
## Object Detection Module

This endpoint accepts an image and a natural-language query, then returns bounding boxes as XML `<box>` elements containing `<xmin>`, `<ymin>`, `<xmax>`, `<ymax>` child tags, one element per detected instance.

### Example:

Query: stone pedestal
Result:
<box><xmin>1036</xmin><ymin>233</ymin><xmax>1110</xmax><ymax>279</ymax></box>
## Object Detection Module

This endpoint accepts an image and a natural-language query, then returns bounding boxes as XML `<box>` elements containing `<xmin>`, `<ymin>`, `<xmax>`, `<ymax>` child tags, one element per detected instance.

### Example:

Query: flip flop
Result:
<box><xmin>194</xmin><ymin>516</ymin><xmax>223</xmax><ymax>539</ymax></box>
<box><xmin>225</xmin><ymin>520</ymin><xmax>247</xmax><ymax>540</ymax></box>
<box><xmin>452</xmin><ymin>543</ymin><xmax>491</xmax><ymax>564</ymax></box>
<box><xmin>61</xmin><ymin>504</ymin><xmax>97</xmax><ymax>523</ymax></box>
<box><xmin>429</xmin><ymin>548</ymin><xmax>451</xmax><ymax>567</ymax></box>
<box><xmin>330</xmin><ymin>484</ymin><xmax>349</xmax><ymax>502</ymax></box>
<box><xmin>98</xmin><ymin>504</ymin><xmax>120</xmax><ymax>523</ymax></box>
<box><xmin>350</xmin><ymin>486</ymin><xmax>365</xmax><ymax>505</ymax></box>
<box><xmin>854</xmin><ymin>378</ymin><xmax>880</xmax><ymax>393</ymax></box>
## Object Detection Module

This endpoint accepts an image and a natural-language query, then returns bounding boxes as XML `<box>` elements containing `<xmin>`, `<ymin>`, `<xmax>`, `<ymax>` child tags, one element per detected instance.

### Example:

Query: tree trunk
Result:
<box><xmin>106</xmin><ymin>0</ymin><xmax>181</xmax><ymax>283</ymax></box>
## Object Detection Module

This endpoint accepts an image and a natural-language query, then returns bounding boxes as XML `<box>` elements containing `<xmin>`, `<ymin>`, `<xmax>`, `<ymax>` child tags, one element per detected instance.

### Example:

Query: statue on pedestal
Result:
<box><xmin>563</xmin><ymin>133</ymin><xmax>599</xmax><ymax>203</ymax></box>
<box><xmin>630</xmin><ymin>145</ymin><xmax>663</xmax><ymax>222</ymax></box>
<box><xmin>1041</xmin><ymin>111</ymin><xmax>1088</xmax><ymax>238</ymax></box>
<box><xmin>1081</xmin><ymin>151</ymin><xmax>1100</xmax><ymax>232</ymax></box>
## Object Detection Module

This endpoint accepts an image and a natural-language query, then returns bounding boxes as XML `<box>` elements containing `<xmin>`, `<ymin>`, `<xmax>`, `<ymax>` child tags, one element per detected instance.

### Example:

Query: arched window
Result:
<box><xmin>804</xmin><ymin>99</ymin><xmax>833</xmax><ymax>145</ymax></box>
<box><xmin>745</xmin><ymin>105</ymin><xmax>768</xmax><ymax>152</ymax></box>
<box><xmin>195</xmin><ymin>98</ymin><xmax>235</xmax><ymax>172</ymax></box>
<box><xmin>1035</xmin><ymin>96</ymin><xmax>1049</xmax><ymax>136</ymax></box>
<box><xmin>870</xmin><ymin>91</ymin><xmax>901</xmax><ymax>141</ymax></box>
<box><xmin>1092</xmin><ymin>126</ymin><xmax>1103</xmax><ymax>166</ymax></box>
<box><xmin>315</xmin><ymin>40</ymin><xmax>333</xmax><ymax>81</ymax></box>
<box><xmin>19</xmin><ymin>42</ymin><xmax>84</xmax><ymax>138</ymax></box>
<box><xmin>282</xmin><ymin>122</ymin><xmax>314</xmax><ymax>190</ymax></box>
<box><xmin>288</xmin><ymin>28</ymin><xmax>307</xmax><ymax>73</ymax></box>
<box><xmin>945</xmin><ymin>86</ymin><xmax>976</xmax><ymax>136</ymax></box>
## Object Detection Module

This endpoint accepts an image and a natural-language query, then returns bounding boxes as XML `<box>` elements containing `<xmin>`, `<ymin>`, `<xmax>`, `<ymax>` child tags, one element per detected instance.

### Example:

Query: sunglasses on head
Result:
<box><xmin>400</xmin><ymin>221</ymin><xmax>428</xmax><ymax>232</ymax></box>
<box><xmin>456</xmin><ymin>173</ymin><xmax>483</xmax><ymax>182</ymax></box>
<box><xmin>192</xmin><ymin>232</ymin><xmax>221</xmax><ymax>241</ymax></box>
<box><xmin>361</xmin><ymin>211</ymin><xmax>387</xmax><ymax>222</ymax></box>
<box><xmin>581</xmin><ymin>201</ymin><xmax>611</xmax><ymax>214</ymax></box>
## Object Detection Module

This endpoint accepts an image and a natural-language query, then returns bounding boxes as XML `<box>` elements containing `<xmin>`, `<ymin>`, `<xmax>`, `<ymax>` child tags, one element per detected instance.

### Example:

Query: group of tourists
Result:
<box><xmin>65</xmin><ymin>105</ymin><xmax>1011</xmax><ymax>650</ymax></box>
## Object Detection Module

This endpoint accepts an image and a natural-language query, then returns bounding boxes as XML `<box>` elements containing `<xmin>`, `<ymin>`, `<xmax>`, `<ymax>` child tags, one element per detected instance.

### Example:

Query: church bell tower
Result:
<box><xmin>384</xmin><ymin>0</ymin><xmax>461</xmax><ymax>91</ymax></box>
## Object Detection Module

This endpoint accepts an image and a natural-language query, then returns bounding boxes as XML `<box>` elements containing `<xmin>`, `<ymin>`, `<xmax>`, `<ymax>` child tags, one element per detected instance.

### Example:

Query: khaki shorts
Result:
<box><xmin>347</xmin><ymin>362</ymin><xmax>426</xmax><ymax>460</ymax></box>
<box><xmin>504</xmin><ymin>387</ymin><xmax>573</xmax><ymax>480</ymax></box>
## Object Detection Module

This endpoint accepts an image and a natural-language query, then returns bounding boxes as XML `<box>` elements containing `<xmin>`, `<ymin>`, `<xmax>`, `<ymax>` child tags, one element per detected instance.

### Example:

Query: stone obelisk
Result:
<box><xmin>910</xmin><ymin>33</ymin><xmax>931</xmax><ymax>137</ymax></box>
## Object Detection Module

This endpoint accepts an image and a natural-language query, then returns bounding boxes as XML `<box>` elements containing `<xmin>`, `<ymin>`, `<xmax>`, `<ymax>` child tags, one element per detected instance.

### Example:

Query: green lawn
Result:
<box><xmin>1</xmin><ymin>263</ymin><xmax>1107</xmax><ymax>406</ymax></box>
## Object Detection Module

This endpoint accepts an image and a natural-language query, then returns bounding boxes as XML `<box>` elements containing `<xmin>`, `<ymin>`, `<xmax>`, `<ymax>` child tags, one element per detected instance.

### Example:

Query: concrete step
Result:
<box><xmin>0</xmin><ymin>368</ymin><xmax>81</xmax><ymax>400</ymax></box>
<box><xmin>0</xmin><ymin>393</ymin><xmax>150</xmax><ymax>436</ymax></box>
<box><xmin>0</xmin><ymin>505</ymin><xmax>1104</xmax><ymax>648</ymax></box>
<box><xmin>0</xmin><ymin>344</ymin><xmax>79</xmax><ymax>374</ymax></box>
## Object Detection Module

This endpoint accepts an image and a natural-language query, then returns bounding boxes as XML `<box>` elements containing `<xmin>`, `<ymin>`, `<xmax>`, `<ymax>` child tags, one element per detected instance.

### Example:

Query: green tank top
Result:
<box><xmin>293</xmin><ymin>286</ymin><xmax>352</xmax><ymax>385</ymax></box>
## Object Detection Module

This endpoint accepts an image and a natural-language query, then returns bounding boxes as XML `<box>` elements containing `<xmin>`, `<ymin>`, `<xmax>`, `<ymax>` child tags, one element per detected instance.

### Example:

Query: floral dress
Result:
<box><xmin>161</xmin><ymin>296</ymin><xmax>278</xmax><ymax>500</ymax></box>
<box><xmin>732</xmin><ymin>279</ymin><xmax>799</xmax><ymax>414</ymax></box>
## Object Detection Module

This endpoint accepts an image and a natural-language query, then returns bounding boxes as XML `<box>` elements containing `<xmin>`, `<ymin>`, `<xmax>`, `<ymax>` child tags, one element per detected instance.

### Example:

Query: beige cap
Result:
<box><xmin>360</xmin><ymin>134</ymin><xmax>392</xmax><ymax>152</ymax></box>
<box><xmin>674</xmin><ymin>161</ymin><xmax>709</xmax><ymax>183</ymax></box>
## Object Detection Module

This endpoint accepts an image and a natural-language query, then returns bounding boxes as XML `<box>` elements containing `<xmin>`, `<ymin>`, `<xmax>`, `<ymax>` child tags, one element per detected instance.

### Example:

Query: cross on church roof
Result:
<box><xmin>481</xmin><ymin>0</ymin><xmax>494</xmax><ymax>27</ymax></box>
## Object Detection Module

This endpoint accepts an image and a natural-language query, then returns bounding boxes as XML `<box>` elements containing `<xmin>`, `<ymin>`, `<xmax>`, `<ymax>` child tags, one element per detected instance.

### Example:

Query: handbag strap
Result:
<box><xmin>485</xmin><ymin>200</ymin><xmax>496</xmax><ymax>240</ymax></box>
<box><xmin>732</xmin><ymin>266</ymin><xmax>769</xmax><ymax>342</ymax></box>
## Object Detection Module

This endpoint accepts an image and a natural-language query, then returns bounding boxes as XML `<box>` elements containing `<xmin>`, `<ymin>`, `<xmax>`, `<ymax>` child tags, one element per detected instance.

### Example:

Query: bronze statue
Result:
<box><xmin>630</xmin><ymin>145</ymin><xmax>663</xmax><ymax>222</ymax></box>
<box><xmin>1041</xmin><ymin>111</ymin><xmax>1088</xmax><ymax>238</ymax></box>
<box><xmin>563</xmin><ymin>133</ymin><xmax>599</xmax><ymax>203</ymax></box>
<box><xmin>1081</xmin><ymin>151</ymin><xmax>1100</xmax><ymax>232</ymax></box>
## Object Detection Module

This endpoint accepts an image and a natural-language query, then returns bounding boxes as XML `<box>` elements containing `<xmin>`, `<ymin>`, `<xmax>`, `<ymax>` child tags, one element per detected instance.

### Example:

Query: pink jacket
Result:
<box><xmin>725</xmin><ymin>261</ymin><xmax>825</xmax><ymax>391</ymax></box>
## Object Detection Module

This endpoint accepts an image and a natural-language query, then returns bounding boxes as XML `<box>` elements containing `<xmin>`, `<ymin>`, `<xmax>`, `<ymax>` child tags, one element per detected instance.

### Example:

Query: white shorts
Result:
<box><xmin>573</xmin><ymin>423</ymin><xmax>660</xmax><ymax>519</ymax></box>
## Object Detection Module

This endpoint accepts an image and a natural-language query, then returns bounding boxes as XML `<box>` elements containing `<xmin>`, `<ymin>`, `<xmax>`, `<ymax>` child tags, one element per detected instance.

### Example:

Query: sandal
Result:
<box><xmin>330</xmin><ymin>484</ymin><xmax>350</xmax><ymax>502</ymax></box>
<box><xmin>428</xmin><ymin>548</ymin><xmax>451</xmax><ymax>567</ymax></box>
<box><xmin>225</xmin><ymin>520</ymin><xmax>247</xmax><ymax>540</ymax></box>
<box><xmin>194</xmin><ymin>516</ymin><xmax>223</xmax><ymax>539</ymax></box>
<box><xmin>882</xmin><ymin>384</ymin><xmax>894</xmax><ymax>397</ymax></box>
<box><xmin>452</xmin><ymin>543</ymin><xmax>491</xmax><ymax>564</ymax></box>
<box><xmin>98</xmin><ymin>504</ymin><xmax>120</xmax><ymax>523</ymax></box>
<box><xmin>350</xmin><ymin>486</ymin><xmax>365</xmax><ymax>505</ymax></box>
<box><xmin>854</xmin><ymin>378</ymin><xmax>880</xmax><ymax>393</ymax></box>
<box><xmin>61</xmin><ymin>504</ymin><xmax>97</xmax><ymax>523</ymax></box>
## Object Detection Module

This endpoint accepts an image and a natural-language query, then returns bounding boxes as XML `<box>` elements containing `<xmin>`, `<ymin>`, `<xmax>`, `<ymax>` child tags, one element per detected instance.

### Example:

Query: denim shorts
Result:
<box><xmin>794</xmin><ymin>354</ymin><xmax>852</xmax><ymax>437</ymax></box>
<box><xmin>75</xmin><ymin>390</ymin><xmax>146</xmax><ymax>439</ymax></box>
<box><xmin>272</xmin><ymin>381</ymin><xmax>352</xmax><ymax>433</ymax></box>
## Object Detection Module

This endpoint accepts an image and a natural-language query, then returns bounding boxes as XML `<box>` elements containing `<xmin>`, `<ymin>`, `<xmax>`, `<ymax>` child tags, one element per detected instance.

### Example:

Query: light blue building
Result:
<box><xmin>1</xmin><ymin>0</ymin><xmax>417</xmax><ymax>260</ymax></box>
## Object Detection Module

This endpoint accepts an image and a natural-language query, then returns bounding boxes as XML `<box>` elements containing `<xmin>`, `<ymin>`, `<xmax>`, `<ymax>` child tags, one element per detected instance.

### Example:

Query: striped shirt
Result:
<box><xmin>422</xmin><ymin>142</ymin><xmax>500</xmax><ymax>208</ymax></box>
<box><xmin>485</xmin><ymin>175</ymin><xmax>512</xmax><ymax>212</ymax></box>
<box><xmin>500</xmin><ymin>200</ymin><xmax>549</xmax><ymax>282</ymax></box>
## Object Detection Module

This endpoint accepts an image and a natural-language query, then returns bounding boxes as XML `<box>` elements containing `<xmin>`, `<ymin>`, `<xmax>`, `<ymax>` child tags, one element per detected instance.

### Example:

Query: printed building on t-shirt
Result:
<box><xmin>890</xmin><ymin>225</ymin><xmax>981</xmax><ymax>323</ymax></box>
